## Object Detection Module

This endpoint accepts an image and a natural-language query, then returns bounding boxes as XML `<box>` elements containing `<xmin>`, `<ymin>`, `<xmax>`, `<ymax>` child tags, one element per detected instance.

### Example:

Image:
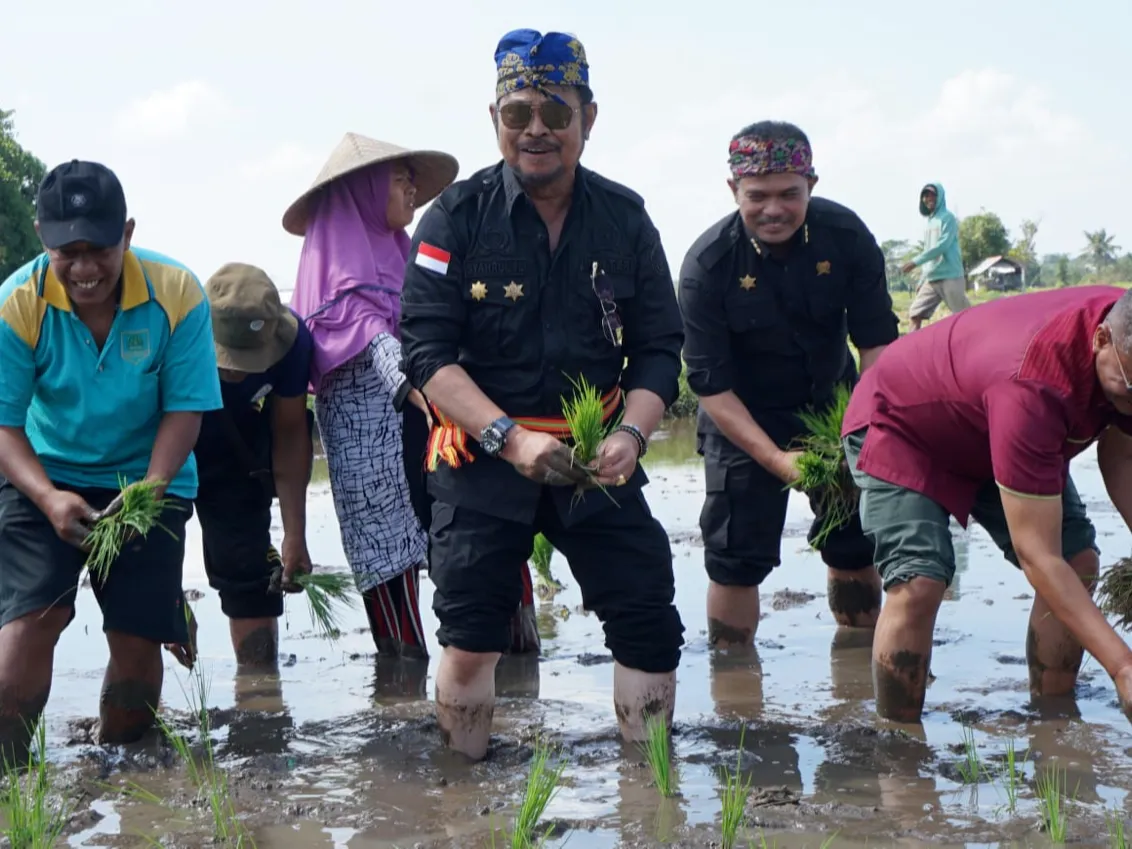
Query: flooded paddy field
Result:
<box><xmin>27</xmin><ymin>420</ymin><xmax>1132</xmax><ymax>847</ymax></box>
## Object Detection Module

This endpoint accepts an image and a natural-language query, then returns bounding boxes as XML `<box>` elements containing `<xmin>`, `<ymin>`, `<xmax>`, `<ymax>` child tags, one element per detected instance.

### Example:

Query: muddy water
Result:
<box><xmin>39</xmin><ymin>419</ymin><xmax>1132</xmax><ymax>847</ymax></box>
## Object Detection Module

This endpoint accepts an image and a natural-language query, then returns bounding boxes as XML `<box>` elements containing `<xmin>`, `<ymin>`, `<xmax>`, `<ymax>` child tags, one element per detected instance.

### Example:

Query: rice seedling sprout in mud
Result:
<box><xmin>0</xmin><ymin>718</ymin><xmax>74</xmax><ymax>849</ymax></box>
<box><xmin>956</xmin><ymin>724</ymin><xmax>985</xmax><ymax>784</ymax></box>
<box><xmin>84</xmin><ymin>477</ymin><xmax>174</xmax><ymax>582</ymax></box>
<box><xmin>561</xmin><ymin>373</ymin><xmax>623</xmax><ymax>505</ymax></box>
<box><xmin>719</xmin><ymin>726</ymin><xmax>753</xmax><ymax>849</ymax></box>
<box><xmin>995</xmin><ymin>737</ymin><xmax>1028</xmax><ymax>814</ymax></box>
<box><xmin>1036</xmin><ymin>763</ymin><xmax>1075</xmax><ymax>843</ymax></box>
<box><xmin>1108</xmin><ymin>807</ymin><xmax>1128</xmax><ymax>849</ymax></box>
<box><xmin>640</xmin><ymin>713</ymin><xmax>676</xmax><ymax>797</ymax></box>
<box><xmin>1095</xmin><ymin>557</ymin><xmax>1132</xmax><ymax>629</ymax></box>
<box><xmin>530</xmin><ymin>533</ymin><xmax>564</xmax><ymax>596</ymax></box>
<box><xmin>293</xmin><ymin>571</ymin><xmax>356</xmax><ymax>641</ymax></box>
<box><xmin>790</xmin><ymin>384</ymin><xmax>857</xmax><ymax>549</ymax></box>
<box><xmin>510</xmin><ymin>737</ymin><xmax>566</xmax><ymax>848</ymax></box>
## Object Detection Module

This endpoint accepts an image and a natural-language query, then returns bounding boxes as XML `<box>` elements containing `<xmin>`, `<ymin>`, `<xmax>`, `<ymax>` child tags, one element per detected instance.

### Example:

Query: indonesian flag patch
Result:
<box><xmin>414</xmin><ymin>242</ymin><xmax>451</xmax><ymax>275</ymax></box>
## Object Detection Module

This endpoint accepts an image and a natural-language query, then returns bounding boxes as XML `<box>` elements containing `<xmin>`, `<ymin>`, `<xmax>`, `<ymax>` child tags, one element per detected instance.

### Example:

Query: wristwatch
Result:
<box><xmin>479</xmin><ymin>416</ymin><xmax>516</xmax><ymax>458</ymax></box>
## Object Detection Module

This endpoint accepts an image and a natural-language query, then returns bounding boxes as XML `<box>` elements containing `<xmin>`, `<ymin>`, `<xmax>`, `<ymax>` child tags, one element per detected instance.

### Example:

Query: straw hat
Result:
<box><xmin>282</xmin><ymin>132</ymin><xmax>459</xmax><ymax>236</ymax></box>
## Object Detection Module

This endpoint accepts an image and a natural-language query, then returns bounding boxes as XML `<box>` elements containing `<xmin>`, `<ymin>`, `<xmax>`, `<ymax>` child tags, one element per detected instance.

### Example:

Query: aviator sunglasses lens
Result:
<box><xmin>499</xmin><ymin>101</ymin><xmax>574</xmax><ymax>131</ymax></box>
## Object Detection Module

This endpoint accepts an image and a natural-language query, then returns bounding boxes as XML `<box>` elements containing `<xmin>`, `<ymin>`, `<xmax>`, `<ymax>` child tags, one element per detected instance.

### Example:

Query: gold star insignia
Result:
<box><xmin>504</xmin><ymin>281</ymin><xmax>524</xmax><ymax>302</ymax></box>
<box><xmin>470</xmin><ymin>281</ymin><xmax>487</xmax><ymax>301</ymax></box>
<box><xmin>816</xmin><ymin>261</ymin><xmax>831</xmax><ymax>276</ymax></box>
<box><xmin>739</xmin><ymin>274</ymin><xmax>756</xmax><ymax>290</ymax></box>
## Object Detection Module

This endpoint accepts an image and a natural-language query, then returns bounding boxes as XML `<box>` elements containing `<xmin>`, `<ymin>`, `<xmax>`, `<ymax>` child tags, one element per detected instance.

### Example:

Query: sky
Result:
<box><xmin>3</xmin><ymin>1</ymin><xmax>1129</xmax><ymax>298</ymax></box>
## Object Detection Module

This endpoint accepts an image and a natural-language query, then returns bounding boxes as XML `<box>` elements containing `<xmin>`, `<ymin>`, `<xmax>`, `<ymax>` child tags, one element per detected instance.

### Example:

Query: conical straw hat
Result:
<box><xmin>282</xmin><ymin>132</ymin><xmax>459</xmax><ymax>236</ymax></box>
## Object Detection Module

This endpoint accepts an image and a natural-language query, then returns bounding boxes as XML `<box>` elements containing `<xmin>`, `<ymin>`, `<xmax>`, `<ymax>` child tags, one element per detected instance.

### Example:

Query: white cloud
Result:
<box><xmin>238</xmin><ymin>143</ymin><xmax>322</xmax><ymax>181</ymax></box>
<box><xmin>113</xmin><ymin>81</ymin><xmax>230</xmax><ymax>143</ymax></box>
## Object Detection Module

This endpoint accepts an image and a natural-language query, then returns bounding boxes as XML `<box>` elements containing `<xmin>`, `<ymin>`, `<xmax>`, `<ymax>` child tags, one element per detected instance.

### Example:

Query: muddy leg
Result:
<box><xmin>0</xmin><ymin>608</ymin><xmax>68</xmax><ymax>763</ymax></box>
<box><xmin>707</xmin><ymin>582</ymin><xmax>759</xmax><ymax>647</ymax></box>
<box><xmin>827</xmin><ymin>567</ymin><xmax>881</xmax><ymax>628</ymax></box>
<box><xmin>435</xmin><ymin>646</ymin><xmax>499</xmax><ymax>761</ymax></box>
<box><xmin>99</xmin><ymin>632</ymin><xmax>163</xmax><ymax>744</ymax></box>
<box><xmin>613</xmin><ymin>663</ymin><xmax>676</xmax><ymax>743</ymax></box>
<box><xmin>230</xmin><ymin>618</ymin><xmax>279</xmax><ymax>672</ymax></box>
<box><xmin>1027</xmin><ymin>548</ymin><xmax>1097</xmax><ymax>698</ymax></box>
<box><xmin>872</xmin><ymin>577</ymin><xmax>945</xmax><ymax>722</ymax></box>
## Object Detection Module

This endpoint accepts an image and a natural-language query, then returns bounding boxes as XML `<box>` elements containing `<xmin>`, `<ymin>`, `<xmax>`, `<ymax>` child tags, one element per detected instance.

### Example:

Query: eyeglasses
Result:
<box><xmin>1106</xmin><ymin>324</ymin><xmax>1132</xmax><ymax>391</ymax></box>
<box><xmin>498</xmin><ymin>100</ymin><xmax>579</xmax><ymax>131</ymax></box>
<box><xmin>591</xmin><ymin>262</ymin><xmax>623</xmax><ymax>347</ymax></box>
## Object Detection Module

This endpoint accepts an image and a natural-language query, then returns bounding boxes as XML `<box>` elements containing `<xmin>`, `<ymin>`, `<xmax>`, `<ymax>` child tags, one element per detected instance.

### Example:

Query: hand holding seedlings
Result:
<box><xmin>1115</xmin><ymin>665</ymin><xmax>1132</xmax><ymax>721</ymax></box>
<box><xmin>591</xmin><ymin>429</ymin><xmax>639</xmax><ymax>486</ymax></box>
<box><xmin>83</xmin><ymin>478</ymin><xmax>173</xmax><ymax>582</ymax></box>
<box><xmin>163</xmin><ymin>602</ymin><xmax>198</xmax><ymax>670</ymax></box>
<box><xmin>280</xmin><ymin>534</ymin><xmax>312</xmax><ymax>592</ymax></box>
<box><xmin>769</xmin><ymin>449</ymin><xmax>804</xmax><ymax>485</ymax></box>
<box><xmin>502</xmin><ymin>428</ymin><xmax>594</xmax><ymax>487</ymax></box>
<box><xmin>42</xmin><ymin>489</ymin><xmax>99</xmax><ymax>548</ymax></box>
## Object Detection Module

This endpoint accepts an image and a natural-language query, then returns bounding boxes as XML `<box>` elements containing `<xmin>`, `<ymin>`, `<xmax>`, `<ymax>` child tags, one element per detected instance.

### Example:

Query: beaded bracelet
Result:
<box><xmin>613</xmin><ymin>423</ymin><xmax>648</xmax><ymax>458</ymax></box>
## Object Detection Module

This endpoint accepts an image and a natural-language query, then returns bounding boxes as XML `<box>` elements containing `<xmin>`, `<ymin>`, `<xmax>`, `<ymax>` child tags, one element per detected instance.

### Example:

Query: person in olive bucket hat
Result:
<box><xmin>187</xmin><ymin>261</ymin><xmax>315</xmax><ymax>671</ymax></box>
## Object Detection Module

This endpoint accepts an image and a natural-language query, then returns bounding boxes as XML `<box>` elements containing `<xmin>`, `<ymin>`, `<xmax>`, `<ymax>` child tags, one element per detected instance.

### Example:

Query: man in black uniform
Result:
<box><xmin>400</xmin><ymin>28</ymin><xmax>685</xmax><ymax>761</ymax></box>
<box><xmin>678</xmin><ymin>120</ymin><xmax>899</xmax><ymax>648</ymax></box>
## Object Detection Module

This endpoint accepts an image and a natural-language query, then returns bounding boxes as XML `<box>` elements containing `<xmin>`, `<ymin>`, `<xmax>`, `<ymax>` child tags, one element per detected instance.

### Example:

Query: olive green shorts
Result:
<box><xmin>842</xmin><ymin>428</ymin><xmax>1099</xmax><ymax>590</ymax></box>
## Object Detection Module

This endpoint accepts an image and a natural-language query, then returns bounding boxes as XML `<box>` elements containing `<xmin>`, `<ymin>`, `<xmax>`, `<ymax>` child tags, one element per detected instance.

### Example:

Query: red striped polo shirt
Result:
<box><xmin>842</xmin><ymin>285</ymin><xmax>1132</xmax><ymax>526</ymax></box>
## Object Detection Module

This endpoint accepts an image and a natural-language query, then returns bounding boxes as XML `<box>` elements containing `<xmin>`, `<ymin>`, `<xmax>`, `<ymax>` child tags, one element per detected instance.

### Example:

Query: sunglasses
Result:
<box><xmin>498</xmin><ymin>100</ymin><xmax>579</xmax><ymax>131</ymax></box>
<box><xmin>591</xmin><ymin>262</ymin><xmax>623</xmax><ymax>347</ymax></box>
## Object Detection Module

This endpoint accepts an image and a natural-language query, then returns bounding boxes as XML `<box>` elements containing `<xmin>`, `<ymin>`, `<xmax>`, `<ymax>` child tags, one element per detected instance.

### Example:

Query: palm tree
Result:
<box><xmin>1081</xmin><ymin>229</ymin><xmax>1121</xmax><ymax>270</ymax></box>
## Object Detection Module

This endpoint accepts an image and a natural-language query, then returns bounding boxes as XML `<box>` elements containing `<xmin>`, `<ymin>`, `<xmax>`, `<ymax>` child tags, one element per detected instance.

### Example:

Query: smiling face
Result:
<box><xmin>728</xmin><ymin>172</ymin><xmax>813</xmax><ymax>244</ymax></box>
<box><xmin>490</xmin><ymin>85</ymin><xmax>596</xmax><ymax>189</ymax></box>
<box><xmin>385</xmin><ymin>162</ymin><xmax>417</xmax><ymax>230</ymax></box>
<box><xmin>40</xmin><ymin>219</ymin><xmax>136</xmax><ymax>309</ymax></box>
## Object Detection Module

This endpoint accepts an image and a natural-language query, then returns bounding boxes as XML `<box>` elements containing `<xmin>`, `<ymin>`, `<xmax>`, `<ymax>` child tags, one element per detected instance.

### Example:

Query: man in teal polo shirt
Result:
<box><xmin>0</xmin><ymin>160</ymin><xmax>222</xmax><ymax>759</ymax></box>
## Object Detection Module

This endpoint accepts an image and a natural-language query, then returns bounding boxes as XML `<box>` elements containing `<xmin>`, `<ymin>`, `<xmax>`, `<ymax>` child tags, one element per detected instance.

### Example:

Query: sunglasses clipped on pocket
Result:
<box><xmin>590</xmin><ymin>262</ymin><xmax>623</xmax><ymax>348</ymax></box>
<box><xmin>498</xmin><ymin>100</ymin><xmax>579</xmax><ymax>131</ymax></box>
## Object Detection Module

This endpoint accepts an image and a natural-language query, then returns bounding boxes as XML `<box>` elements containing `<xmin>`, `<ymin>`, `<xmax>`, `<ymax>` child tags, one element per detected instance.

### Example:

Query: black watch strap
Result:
<box><xmin>613</xmin><ymin>423</ymin><xmax>648</xmax><ymax>457</ymax></box>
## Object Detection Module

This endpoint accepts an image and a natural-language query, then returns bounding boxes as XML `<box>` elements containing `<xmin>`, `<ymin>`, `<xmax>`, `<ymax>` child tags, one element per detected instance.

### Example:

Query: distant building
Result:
<box><xmin>968</xmin><ymin>255</ymin><xmax>1024</xmax><ymax>291</ymax></box>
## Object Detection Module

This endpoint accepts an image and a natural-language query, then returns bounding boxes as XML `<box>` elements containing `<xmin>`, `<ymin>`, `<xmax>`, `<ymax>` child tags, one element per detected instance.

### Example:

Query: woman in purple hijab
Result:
<box><xmin>284</xmin><ymin>135</ymin><xmax>541</xmax><ymax>662</ymax></box>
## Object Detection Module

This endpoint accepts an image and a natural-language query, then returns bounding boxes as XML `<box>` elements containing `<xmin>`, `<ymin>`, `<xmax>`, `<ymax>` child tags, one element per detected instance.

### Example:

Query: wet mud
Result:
<box><xmin>23</xmin><ymin>425</ymin><xmax>1132</xmax><ymax>847</ymax></box>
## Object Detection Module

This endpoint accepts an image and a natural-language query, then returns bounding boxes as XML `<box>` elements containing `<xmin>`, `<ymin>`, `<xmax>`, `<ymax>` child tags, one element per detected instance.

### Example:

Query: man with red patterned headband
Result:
<box><xmin>678</xmin><ymin>120</ymin><xmax>899</xmax><ymax>649</ymax></box>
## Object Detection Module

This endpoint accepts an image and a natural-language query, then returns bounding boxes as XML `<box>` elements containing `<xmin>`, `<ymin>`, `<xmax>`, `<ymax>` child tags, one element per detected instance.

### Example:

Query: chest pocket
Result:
<box><xmin>574</xmin><ymin>258</ymin><xmax>636</xmax><ymax>352</ymax></box>
<box><xmin>459</xmin><ymin>276</ymin><xmax>533</xmax><ymax>363</ymax></box>
<box><xmin>723</xmin><ymin>284</ymin><xmax>794</xmax><ymax>354</ymax></box>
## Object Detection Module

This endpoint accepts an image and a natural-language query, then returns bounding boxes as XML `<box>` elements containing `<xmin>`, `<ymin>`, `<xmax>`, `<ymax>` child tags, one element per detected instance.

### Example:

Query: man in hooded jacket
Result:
<box><xmin>901</xmin><ymin>182</ymin><xmax>971</xmax><ymax>330</ymax></box>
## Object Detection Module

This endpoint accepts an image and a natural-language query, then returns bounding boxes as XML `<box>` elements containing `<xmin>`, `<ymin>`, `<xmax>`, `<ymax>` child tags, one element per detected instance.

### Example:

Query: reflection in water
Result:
<box><xmin>372</xmin><ymin>653</ymin><xmax>429</xmax><ymax>703</ymax></box>
<box><xmin>828</xmin><ymin>627</ymin><xmax>875</xmax><ymax>704</ymax></box>
<box><xmin>495</xmin><ymin>651</ymin><xmax>541</xmax><ymax>700</ymax></box>
<box><xmin>226</xmin><ymin>672</ymin><xmax>294</xmax><ymax>756</ymax></box>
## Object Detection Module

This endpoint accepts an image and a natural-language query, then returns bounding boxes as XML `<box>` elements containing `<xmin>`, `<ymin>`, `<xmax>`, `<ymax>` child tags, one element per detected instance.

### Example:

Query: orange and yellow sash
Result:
<box><xmin>425</xmin><ymin>386</ymin><xmax>622</xmax><ymax>472</ymax></box>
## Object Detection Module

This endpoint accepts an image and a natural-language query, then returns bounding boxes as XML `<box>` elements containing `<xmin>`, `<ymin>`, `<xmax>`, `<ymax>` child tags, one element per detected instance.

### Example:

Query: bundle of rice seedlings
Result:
<box><xmin>1095</xmin><ymin>558</ymin><xmax>1132</xmax><ymax>630</ymax></box>
<box><xmin>293</xmin><ymin>571</ymin><xmax>356</xmax><ymax>641</ymax></box>
<box><xmin>511</xmin><ymin>737</ymin><xmax>567</xmax><ymax>848</ymax></box>
<box><xmin>561</xmin><ymin>373</ymin><xmax>623</xmax><ymax>504</ymax></box>
<box><xmin>84</xmin><ymin>478</ymin><xmax>174</xmax><ymax>582</ymax></box>
<box><xmin>791</xmin><ymin>383</ymin><xmax>858</xmax><ymax>550</ymax></box>
<box><xmin>530</xmin><ymin>534</ymin><xmax>563</xmax><ymax>597</ymax></box>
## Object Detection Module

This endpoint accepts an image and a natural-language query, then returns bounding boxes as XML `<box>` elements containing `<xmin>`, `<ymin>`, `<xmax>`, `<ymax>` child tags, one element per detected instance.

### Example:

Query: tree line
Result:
<box><xmin>2</xmin><ymin>111</ymin><xmax>1128</xmax><ymax>291</ymax></box>
<box><xmin>883</xmin><ymin>210</ymin><xmax>1127</xmax><ymax>293</ymax></box>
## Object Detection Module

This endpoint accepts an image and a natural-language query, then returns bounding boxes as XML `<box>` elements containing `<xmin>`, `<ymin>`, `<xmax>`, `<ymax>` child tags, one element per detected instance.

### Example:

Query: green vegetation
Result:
<box><xmin>530</xmin><ymin>534</ymin><xmax>564</xmax><ymax>596</ymax></box>
<box><xmin>84</xmin><ymin>478</ymin><xmax>175</xmax><ymax>582</ymax></box>
<box><xmin>956</xmin><ymin>724</ymin><xmax>985</xmax><ymax>785</ymax></box>
<box><xmin>996</xmin><ymin>737</ymin><xmax>1027</xmax><ymax>814</ymax></box>
<box><xmin>1035</xmin><ymin>763</ymin><xmax>1074</xmax><ymax>843</ymax></box>
<box><xmin>1095</xmin><ymin>558</ymin><xmax>1132</xmax><ymax>630</ymax></box>
<box><xmin>507</xmin><ymin>738</ymin><xmax>566</xmax><ymax>849</ymax></box>
<box><xmin>640</xmin><ymin>713</ymin><xmax>677</xmax><ymax>798</ymax></box>
<box><xmin>0</xmin><ymin>720</ymin><xmax>74</xmax><ymax>848</ymax></box>
<box><xmin>293</xmin><ymin>571</ymin><xmax>356</xmax><ymax>641</ymax></box>
<box><xmin>0</xmin><ymin>110</ymin><xmax>46</xmax><ymax>281</ymax></box>
<box><xmin>718</xmin><ymin>727</ymin><xmax>753</xmax><ymax>849</ymax></box>
<box><xmin>791</xmin><ymin>385</ymin><xmax>855</xmax><ymax>549</ymax></box>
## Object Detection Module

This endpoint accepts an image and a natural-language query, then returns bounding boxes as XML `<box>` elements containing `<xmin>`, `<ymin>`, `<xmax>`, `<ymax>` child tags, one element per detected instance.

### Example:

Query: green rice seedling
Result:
<box><xmin>510</xmin><ymin>738</ymin><xmax>566</xmax><ymax>849</ymax></box>
<box><xmin>293</xmin><ymin>571</ymin><xmax>356</xmax><ymax>641</ymax></box>
<box><xmin>84</xmin><ymin>477</ymin><xmax>175</xmax><ymax>582</ymax></box>
<box><xmin>1095</xmin><ymin>558</ymin><xmax>1132</xmax><ymax>629</ymax></box>
<box><xmin>640</xmin><ymin>713</ymin><xmax>676</xmax><ymax>798</ymax></box>
<box><xmin>956</xmin><ymin>724</ymin><xmax>985</xmax><ymax>784</ymax></box>
<box><xmin>530</xmin><ymin>533</ymin><xmax>564</xmax><ymax>595</ymax></box>
<box><xmin>561</xmin><ymin>373</ymin><xmax>624</xmax><ymax>505</ymax></box>
<box><xmin>790</xmin><ymin>384</ymin><xmax>857</xmax><ymax>549</ymax></box>
<box><xmin>719</xmin><ymin>726</ymin><xmax>753</xmax><ymax>849</ymax></box>
<box><xmin>996</xmin><ymin>737</ymin><xmax>1028</xmax><ymax>814</ymax></box>
<box><xmin>1035</xmin><ymin>762</ymin><xmax>1074</xmax><ymax>843</ymax></box>
<box><xmin>0</xmin><ymin>718</ymin><xmax>74</xmax><ymax>848</ymax></box>
<box><xmin>1108</xmin><ymin>807</ymin><xmax>1128</xmax><ymax>849</ymax></box>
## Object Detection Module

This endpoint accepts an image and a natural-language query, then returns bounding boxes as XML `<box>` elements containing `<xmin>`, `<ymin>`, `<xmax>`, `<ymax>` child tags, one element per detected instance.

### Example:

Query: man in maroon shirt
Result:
<box><xmin>842</xmin><ymin>285</ymin><xmax>1132</xmax><ymax>723</ymax></box>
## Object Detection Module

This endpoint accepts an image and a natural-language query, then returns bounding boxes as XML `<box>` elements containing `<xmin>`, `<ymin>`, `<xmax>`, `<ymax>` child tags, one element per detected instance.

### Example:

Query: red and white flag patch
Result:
<box><xmin>415</xmin><ymin>242</ymin><xmax>451</xmax><ymax>275</ymax></box>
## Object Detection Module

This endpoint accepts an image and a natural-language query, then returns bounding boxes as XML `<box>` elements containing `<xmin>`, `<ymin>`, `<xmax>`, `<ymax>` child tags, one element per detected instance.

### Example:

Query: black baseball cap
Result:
<box><xmin>35</xmin><ymin>160</ymin><xmax>128</xmax><ymax>250</ymax></box>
